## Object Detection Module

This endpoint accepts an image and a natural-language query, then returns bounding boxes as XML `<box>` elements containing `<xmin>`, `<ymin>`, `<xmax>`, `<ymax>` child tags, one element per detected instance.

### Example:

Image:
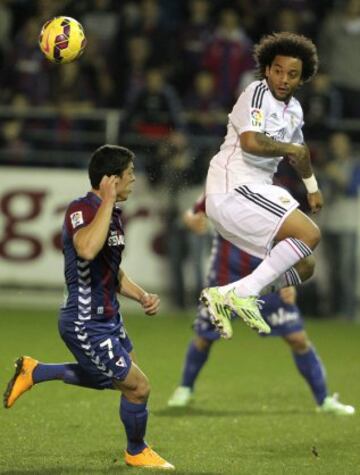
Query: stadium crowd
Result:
<box><xmin>0</xmin><ymin>0</ymin><xmax>359</xmax><ymax>318</ymax></box>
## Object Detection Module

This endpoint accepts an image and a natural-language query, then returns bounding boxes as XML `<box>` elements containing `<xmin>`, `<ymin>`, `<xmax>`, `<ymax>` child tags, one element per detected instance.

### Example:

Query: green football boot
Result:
<box><xmin>225</xmin><ymin>289</ymin><xmax>271</xmax><ymax>334</ymax></box>
<box><xmin>167</xmin><ymin>386</ymin><xmax>192</xmax><ymax>407</ymax></box>
<box><xmin>200</xmin><ymin>287</ymin><xmax>233</xmax><ymax>339</ymax></box>
<box><xmin>317</xmin><ymin>394</ymin><xmax>355</xmax><ymax>415</ymax></box>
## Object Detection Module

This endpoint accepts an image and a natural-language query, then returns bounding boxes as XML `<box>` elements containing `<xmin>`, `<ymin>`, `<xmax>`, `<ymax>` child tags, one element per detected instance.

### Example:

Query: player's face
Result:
<box><xmin>115</xmin><ymin>162</ymin><xmax>135</xmax><ymax>201</ymax></box>
<box><xmin>265</xmin><ymin>55</ymin><xmax>303</xmax><ymax>102</ymax></box>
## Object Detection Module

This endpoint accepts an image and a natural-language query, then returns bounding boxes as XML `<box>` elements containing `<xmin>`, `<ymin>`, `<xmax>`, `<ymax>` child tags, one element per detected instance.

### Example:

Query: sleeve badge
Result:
<box><xmin>70</xmin><ymin>211</ymin><xmax>84</xmax><ymax>229</ymax></box>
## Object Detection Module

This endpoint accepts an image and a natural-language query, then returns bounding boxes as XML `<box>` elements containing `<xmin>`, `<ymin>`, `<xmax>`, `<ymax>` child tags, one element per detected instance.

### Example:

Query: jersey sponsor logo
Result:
<box><xmin>250</xmin><ymin>108</ymin><xmax>264</xmax><ymax>127</ymax></box>
<box><xmin>107</xmin><ymin>231</ymin><xmax>125</xmax><ymax>247</ymax></box>
<box><xmin>70</xmin><ymin>211</ymin><xmax>84</xmax><ymax>229</ymax></box>
<box><xmin>115</xmin><ymin>356</ymin><xmax>127</xmax><ymax>368</ymax></box>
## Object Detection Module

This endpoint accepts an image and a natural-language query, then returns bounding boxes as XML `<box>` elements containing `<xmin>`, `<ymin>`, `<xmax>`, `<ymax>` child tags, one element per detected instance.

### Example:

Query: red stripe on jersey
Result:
<box><xmin>218</xmin><ymin>239</ymin><xmax>231</xmax><ymax>285</ymax></box>
<box><xmin>239</xmin><ymin>248</ymin><xmax>252</xmax><ymax>278</ymax></box>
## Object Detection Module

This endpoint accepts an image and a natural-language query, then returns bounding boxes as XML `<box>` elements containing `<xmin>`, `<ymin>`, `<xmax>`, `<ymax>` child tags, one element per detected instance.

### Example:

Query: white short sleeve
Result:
<box><xmin>229</xmin><ymin>82</ymin><xmax>268</xmax><ymax>135</ymax></box>
<box><xmin>291</xmin><ymin>121</ymin><xmax>304</xmax><ymax>144</ymax></box>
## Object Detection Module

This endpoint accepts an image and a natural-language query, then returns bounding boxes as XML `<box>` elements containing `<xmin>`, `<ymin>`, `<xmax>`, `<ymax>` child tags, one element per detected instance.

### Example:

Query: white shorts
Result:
<box><xmin>206</xmin><ymin>184</ymin><xmax>299</xmax><ymax>259</ymax></box>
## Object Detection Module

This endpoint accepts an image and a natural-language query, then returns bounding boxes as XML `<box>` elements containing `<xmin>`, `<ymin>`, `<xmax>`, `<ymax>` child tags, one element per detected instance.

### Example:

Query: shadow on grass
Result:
<box><xmin>154</xmin><ymin>407</ymin><xmax>313</xmax><ymax>417</ymax></box>
<box><xmin>2</xmin><ymin>470</ymin><xmax>219</xmax><ymax>475</ymax></box>
<box><xmin>1</xmin><ymin>468</ymin><xmax>128</xmax><ymax>475</ymax></box>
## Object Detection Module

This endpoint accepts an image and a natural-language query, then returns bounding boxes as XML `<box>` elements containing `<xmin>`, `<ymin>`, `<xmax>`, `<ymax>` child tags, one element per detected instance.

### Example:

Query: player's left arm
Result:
<box><xmin>117</xmin><ymin>268</ymin><xmax>160</xmax><ymax>315</ymax></box>
<box><xmin>289</xmin><ymin>118</ymin><xmax>324</xmax><ymax>214</ymax></box>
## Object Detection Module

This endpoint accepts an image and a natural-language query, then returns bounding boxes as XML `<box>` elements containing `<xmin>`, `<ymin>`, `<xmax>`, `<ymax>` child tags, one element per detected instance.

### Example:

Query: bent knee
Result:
<box><xmin>295</xmin><ymin>255</ymin><xmax>316</xmax><ymax>281</ymax></box>
<box><xmin>133</xmin><ymin>378</ymin><xmax>151</xmax><ymax>401</ymax></box>
<box><xmin>194</xmin><ymin>336</ymin><xmax>212</xmax><ymax>352</ymax></box>
<box><xmin>303</xmin><ymin>223</ymin><xmax>321</xmax><ymax>250</ymax></box>
<box><xmin>285</xmin><ymin>333</ymin><xmax>311</xmax><ymax>353</ymax></box>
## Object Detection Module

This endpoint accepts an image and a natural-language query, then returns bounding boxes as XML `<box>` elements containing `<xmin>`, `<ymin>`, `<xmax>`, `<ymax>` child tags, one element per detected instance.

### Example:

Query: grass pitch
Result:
<box><xmin>0</xmin><ymin>307</ymin><xmax>360</xmax><ymax>474</ymax></box>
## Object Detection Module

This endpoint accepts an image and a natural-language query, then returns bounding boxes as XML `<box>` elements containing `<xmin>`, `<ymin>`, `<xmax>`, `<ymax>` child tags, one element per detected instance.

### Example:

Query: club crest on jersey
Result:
<box><xmin>108</xmin><ymin>231</ymin><xmax>125</xmax><ymax>247</ymax></box>
<box><xmin>70</xmin><ymin>211</ymin><xmax>84</xmax><ymax>229</ymax></box>
<box><xmin>250</xmin><ymin>108</ymin><xmax>264</xmax><ymax>127</ymax></box>
<box><xmin>115</xmin><ymin>356</ymin><xmax>127</xmax><ymax>368</ymax></box>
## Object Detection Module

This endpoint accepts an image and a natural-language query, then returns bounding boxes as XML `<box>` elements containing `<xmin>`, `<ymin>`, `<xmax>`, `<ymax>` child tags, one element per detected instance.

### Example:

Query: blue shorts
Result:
<box><xmin>194</xmin><ymin>292</ymin><xmax>304</xmax><ymax>341</ymax></box>
<box><xmin>58</xmin><ymin>313</ymin><xmax>133</xmax><ymax>389</ymax></box>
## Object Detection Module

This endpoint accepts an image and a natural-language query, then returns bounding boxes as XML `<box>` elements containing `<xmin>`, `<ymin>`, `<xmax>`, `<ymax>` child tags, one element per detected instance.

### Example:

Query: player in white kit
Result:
<box><xmin>201</xmin><ymin>32</ymin><xmax>323</xmax><ymax>339</ymax></box>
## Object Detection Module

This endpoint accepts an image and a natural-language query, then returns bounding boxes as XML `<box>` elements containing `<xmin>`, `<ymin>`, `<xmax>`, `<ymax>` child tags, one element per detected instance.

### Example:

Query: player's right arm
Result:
<box><xmin>182</xmin><ymin>193</ymin><xmax>208</xmax><ymax>235</ymax></box>
<box><xmin>73</xmin><ymin>175</ymin><xmax>117</xmax><ymax>260</ymax></box>
<box><xmin>231</xmin><ymin>83</ymin><xmax>312</xmax><ymax>174</ymax></box>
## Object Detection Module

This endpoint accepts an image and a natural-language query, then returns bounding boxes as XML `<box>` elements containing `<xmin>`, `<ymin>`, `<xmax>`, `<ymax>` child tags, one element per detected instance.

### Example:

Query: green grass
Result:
<box><xmin>0</xmin><ymin>308</ymin><xmax>360</xmax><ymax>474</ymax></box>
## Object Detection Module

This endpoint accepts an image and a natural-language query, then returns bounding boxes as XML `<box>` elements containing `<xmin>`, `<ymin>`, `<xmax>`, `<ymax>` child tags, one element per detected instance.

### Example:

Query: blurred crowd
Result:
<box><xmin>0</xmin><ymin>0</ymin><xmax>359</xmax><ymax>318</ymax></box>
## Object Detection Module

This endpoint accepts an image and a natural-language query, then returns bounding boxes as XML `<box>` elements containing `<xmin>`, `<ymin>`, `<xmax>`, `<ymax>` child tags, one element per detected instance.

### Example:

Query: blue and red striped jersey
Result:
<box><xmin>60</xmin><ymin>192</ymin><xmax>125</xmax><ymax>322</ymax></box>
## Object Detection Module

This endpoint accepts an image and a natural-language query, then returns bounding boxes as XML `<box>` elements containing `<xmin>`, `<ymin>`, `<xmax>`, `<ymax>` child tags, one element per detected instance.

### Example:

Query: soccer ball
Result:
<box><xmin>39</xmin><ymin>16</ymin><xmax>86</xmax><ymax>64</ymax></box>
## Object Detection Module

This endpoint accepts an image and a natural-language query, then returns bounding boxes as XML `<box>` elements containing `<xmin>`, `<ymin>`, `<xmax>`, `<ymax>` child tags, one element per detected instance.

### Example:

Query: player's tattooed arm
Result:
<box><xmin>241</xmin><ymin>132</ymin><xmax>313</xmax><ymax>178</ymax></box>
<box><xmin>286</xmin><ymin>142</ymin><xmax>314</xmax><ymax>179</ymax></box>
<box><xmin>240</xmin><ymin>131</ymin><xmax>293</xmax><ymax>157</ymax></box>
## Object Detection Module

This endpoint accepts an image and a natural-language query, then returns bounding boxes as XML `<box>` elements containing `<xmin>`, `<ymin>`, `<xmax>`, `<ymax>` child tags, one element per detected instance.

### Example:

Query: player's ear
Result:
<box><xmin>265</xmin><ymin>65</ymin><xmax>270</xmax><ymax>78</ymax></box>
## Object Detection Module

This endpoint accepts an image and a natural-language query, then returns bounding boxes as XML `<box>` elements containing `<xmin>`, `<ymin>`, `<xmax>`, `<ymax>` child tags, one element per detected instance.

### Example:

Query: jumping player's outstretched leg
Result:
<box><xmin>202</xmin><ymin>209</ymin><xmax>321</xmax><ymax>336</ymax></box>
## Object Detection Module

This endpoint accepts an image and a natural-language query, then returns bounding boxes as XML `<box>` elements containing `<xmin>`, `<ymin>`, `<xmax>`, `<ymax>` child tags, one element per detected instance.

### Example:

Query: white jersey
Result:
<box><xmin>206</xmin><ymin>79</ymin><xmax>304</xmax><ymax>194</ymax></box>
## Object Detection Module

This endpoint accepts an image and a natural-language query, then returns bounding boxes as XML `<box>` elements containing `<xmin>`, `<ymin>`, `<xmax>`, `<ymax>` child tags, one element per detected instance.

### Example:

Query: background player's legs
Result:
<box><xmin>114</xmin><ymin>357</ymin><xmax>150</xmax><ymax>455</ymax></box>
<box><xmin>283</xmin><ymin>331</ymin><xmax>327</xmax><ymax>405</ymax></box>
<box><xmin>181</xmin><ymin>337</ymin><xmax>213</xmax><ymax>389</ymax></box>
<box><xmin>221</xmin><ymin>209</ymin><xmax>320</xmax><ymax>298</ymax></box>
<box><xmin>168</xmin><ymin>336</ymin><xmax>214</xmax><ymax>407</ymax></box>
<box><xmin>284</xmin><ymin>330</ymin><xmax>355</xmax><ymax>414</ymax></box>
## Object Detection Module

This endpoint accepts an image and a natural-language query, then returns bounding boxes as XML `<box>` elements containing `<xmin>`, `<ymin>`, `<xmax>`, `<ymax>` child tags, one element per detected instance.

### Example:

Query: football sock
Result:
<box><xmin>33</xmin><ymin>363</ymin><xmax>103</xmax><ymax>389</ymax></box>
<box><xmin>120</xmin><ymin>396</ymin><xmax>148</xmax><ymax>455</ymax></box>
<box><xmin>260</xmin><ymin>267</ymin><xmax>302</xmax><ymax>295</ymax></box>
<box><xmin>181</xmin><ymin>341</ymin><xmax>211</xmax><ymax>389</ymax></box>
<box><xmin>293</xmin><ymin>347</ymin><xmax>327</xmax><ymax>405</ymax></box>
<box><xmin>223</xmin><ymin>238</ymin><xmax>311</xmax><ymax>297</ymax></box>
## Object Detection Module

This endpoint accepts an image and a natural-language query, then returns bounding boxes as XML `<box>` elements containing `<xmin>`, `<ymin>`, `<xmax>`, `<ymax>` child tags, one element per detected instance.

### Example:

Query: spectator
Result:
<box><xmin>0</xmin><ymin>17</ymin><xmax>51</xmax><ymax>105</ymax></box>
<box><xmin>177</xmin><ymin>0</ymin><xmax>213</xmax><ymax>93</ymax></box>
<box><xmin>81</xmin><ymin>0</ymin><xmax>120</xmax><ymax>53</ymax></box>
<box><xmin>184</xmin><ymin>70</ymin><xmax>226</xmax><ymax>137</ymax></box>
<box><xmin>301</xmin><ymin>71</ymin><xmax>342</xmax><ymax>140</ymax></box>
<box><xmin>121</xmin><ymin>67</ymin><xmax>185</xmax><ymax>140</ymax></box>
<box><xmin>321</xmin><ymin>132</ymin><xmax>360</xmax><ymax>320</ymax></box>
<box><xmin>202</xmin><ymin>8</ymin><xmax>255</xmax><ymax>107</ymax></box>
<box><xmin>318</xmin><ymin>0</ymin><xmax>360</xmax><ymax>118</ymax></box>
<box><xmin>115</xmin><ymin>35</ymin><xmax>154</xmax><ymax>106</ymax></box>
<box><xmin>0</xmin><ymin>0</ymin><xmax>13</xmax><ymax>69</ymax></box>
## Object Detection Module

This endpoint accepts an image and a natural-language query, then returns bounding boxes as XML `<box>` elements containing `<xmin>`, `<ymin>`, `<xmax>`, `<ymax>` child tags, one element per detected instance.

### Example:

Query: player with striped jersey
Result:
<box><xmin>168</xmin><ymin>198</ymin><xmax>354</xmax><ymax>415</ymax></box>
<box><xmin>3</xmin><ymin>145</ymin><xmax>174</xmax><ymax>470</ymax></box>
<box><xmin>201</xmin><ymin>32</ymin><xmax>324</xmax><ymax>339</ymax></box>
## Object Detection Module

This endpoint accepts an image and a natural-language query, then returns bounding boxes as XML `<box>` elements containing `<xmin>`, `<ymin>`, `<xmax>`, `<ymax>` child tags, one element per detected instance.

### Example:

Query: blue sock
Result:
<box><xmin>120</xmin><ymin>396</ymin><xmax>148</xmax><ymax>455</ymax></box>
<box><xmin>33</xmin><ymin>363</ymin><xmax>103</xmax><ymax>389</ymax></box>
<box><xmin>181</xmin><ymin>341</ymin><xmax>210</xmax><ymax>389</ymax></box>
<box><xmin>293</xmin><ymin>347</ymin><xmax>328</xmax><ymax>405</ymax></box>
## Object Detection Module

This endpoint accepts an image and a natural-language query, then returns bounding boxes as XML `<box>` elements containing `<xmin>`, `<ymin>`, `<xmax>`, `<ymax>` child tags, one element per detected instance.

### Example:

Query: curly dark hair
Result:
<box><xmin>254</xmin><ymin>32</ymin><xmax>319</xmax><ymax>82</ymax></box>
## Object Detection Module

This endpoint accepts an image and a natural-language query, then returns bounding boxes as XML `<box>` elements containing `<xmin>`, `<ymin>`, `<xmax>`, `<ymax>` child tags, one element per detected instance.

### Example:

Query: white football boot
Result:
<box><xmin>317</xmin><ymin>393</ymin><xmax>355</xmax><ymax>415</ymax></box>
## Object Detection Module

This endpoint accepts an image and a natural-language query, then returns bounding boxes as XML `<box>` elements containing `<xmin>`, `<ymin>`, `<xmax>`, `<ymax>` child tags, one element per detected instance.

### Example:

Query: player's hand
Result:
<box><xmin>183</xmin><ymin>210</ymin><xmax>208</xmax><ymax>235</ymax></box>
<box><xmin>99</xmin><ymin>175</ymin><xmax>118</xmax><ymax>203</ymax></box>
<box><xmin>279</xmin><ymin>286</ymin><xmax>297</xmax><ymax>305</ymax></box>
<box><xmin>140</xmin><ymin>292</ymin><xmax>160</xmax><ymax>316</ymax></box>
<box><xmin>286</xmin><ymin>144</ymin><xmax>313</xmax><ymax>178</ymax></box>
<box><xmin>307</xmin><ymin>190</ymin><xmax>323</xmax><ymax>214</ymax></box>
